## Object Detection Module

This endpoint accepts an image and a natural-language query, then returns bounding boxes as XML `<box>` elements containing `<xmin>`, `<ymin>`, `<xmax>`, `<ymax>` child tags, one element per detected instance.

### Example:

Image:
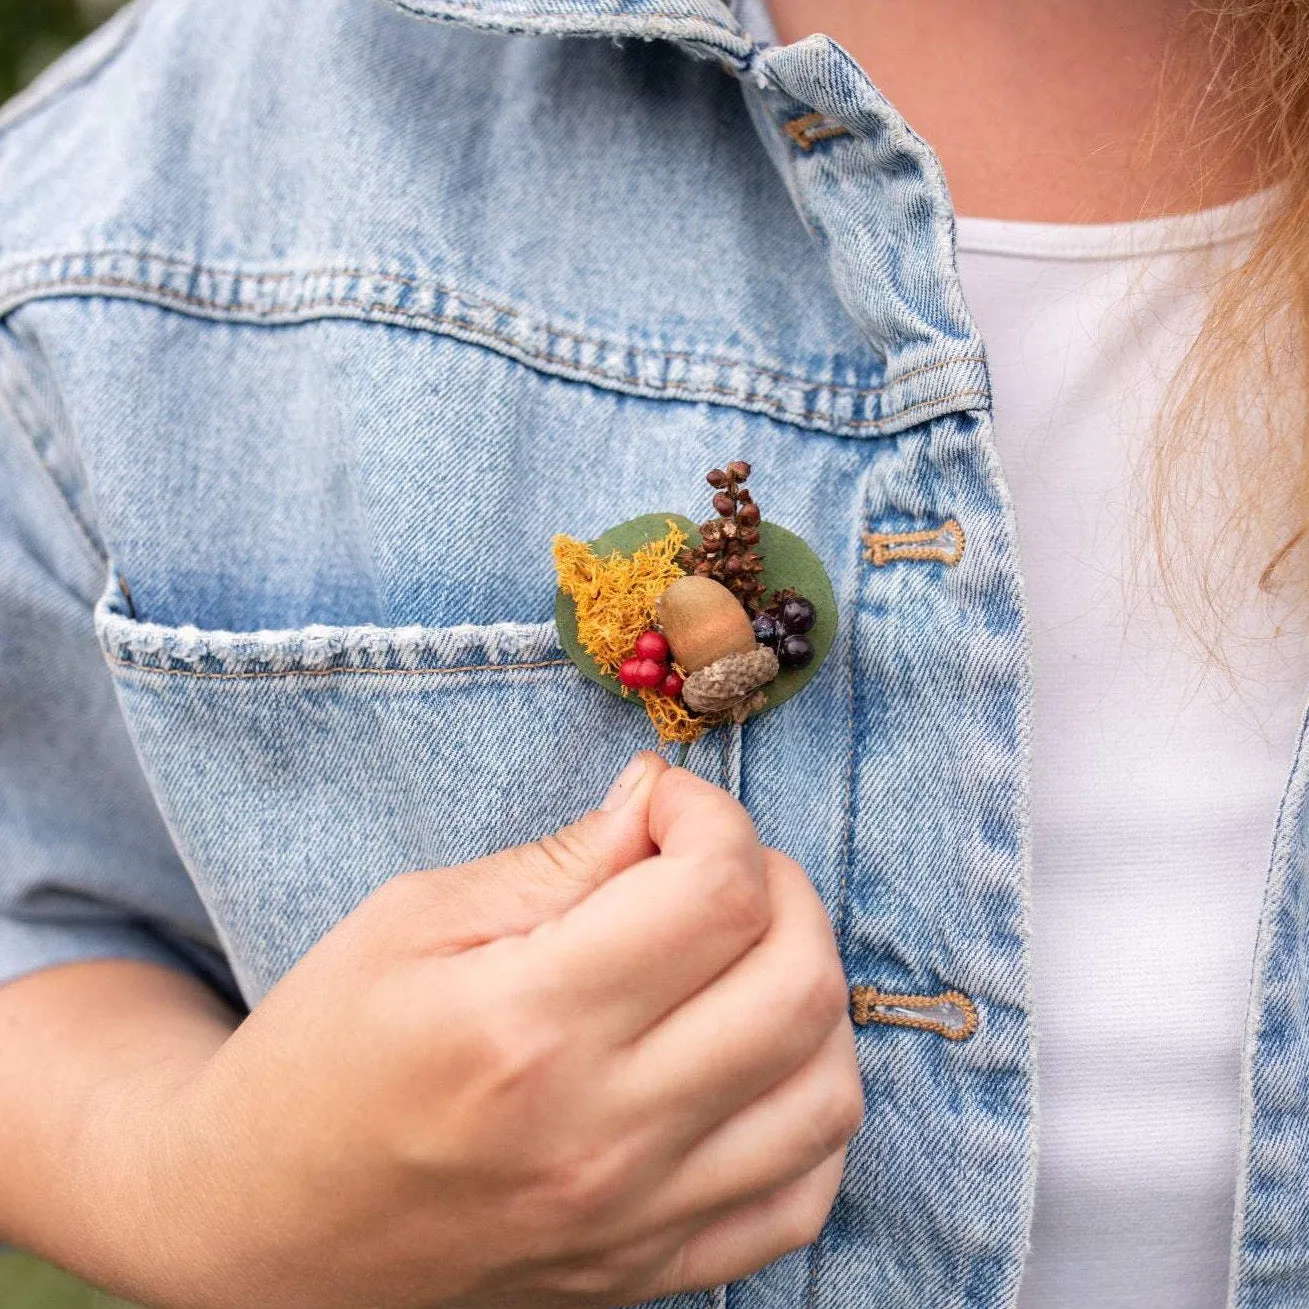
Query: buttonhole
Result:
<box><xmin>850</xmin><ymin>985</ymin><xmax>978</xmax><ymax>1040</ymax></box>
<box><xmin>783</xmin><ymin>111</ymin><xmax>851</xmax><ymax>151</ymax></box>
<box><xmin>862</xmin><ymin>519</ymin><xmax>965</xmax><ymax>567</ymax></box>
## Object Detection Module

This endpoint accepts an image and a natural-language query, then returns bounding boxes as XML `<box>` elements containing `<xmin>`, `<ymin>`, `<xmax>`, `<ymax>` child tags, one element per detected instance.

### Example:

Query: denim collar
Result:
<box><xmin>380</xmin><ymin>0</ymin><xmax>757</xmax><ymax>65</ymax></box>
<box><xmin>378</xmin><ymin>0</ymin><xmax>989</xmax><ymax>431</ymax></box>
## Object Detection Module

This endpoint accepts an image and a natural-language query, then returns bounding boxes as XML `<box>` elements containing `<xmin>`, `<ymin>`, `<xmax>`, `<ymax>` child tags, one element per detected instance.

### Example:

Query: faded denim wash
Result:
<box><xmin>0</xmin><ymin>0</ymin><xmax>1305</xmax><ymax>1305</ymax></box>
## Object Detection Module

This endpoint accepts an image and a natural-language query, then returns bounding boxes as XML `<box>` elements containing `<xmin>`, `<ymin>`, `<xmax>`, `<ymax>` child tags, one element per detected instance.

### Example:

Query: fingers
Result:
<box><xmin>531</xmin><ymin>768</ymin><xmax>769</xmax><ymax>1042</ymax></box>
<box><xmin>491</xmin><ymin>751</ymin><xmax>669</xmax><ymax>918</ymax></box>
<box><xmin>645</xmin><ymin>766</ymin><xmax>760</xmax><ymax>866</ymax></box>
<box><xmin>619</xmin><ymin>848</ymin><xmax>847</xmax><ymax>1148</ymax></box>
<box><xmin>656</xmin><ymin>1150</ymin><xmax>846</xmax><ymax>1296</ymax></box>
<box><xmin>394</xmin><ymin>752</ymin><xmax>668</xmax><ymax>956</ymax></box>
<box><xmin>650</xmin><ymin>1019</ymin><xmax>861</xmax><ymax>1229</ymax></box>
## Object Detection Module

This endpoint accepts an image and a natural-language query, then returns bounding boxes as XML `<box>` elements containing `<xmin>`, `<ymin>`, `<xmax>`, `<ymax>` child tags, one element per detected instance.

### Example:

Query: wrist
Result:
<box><xmin>61</xmin><ymin>1052</ymin><xmax>215</xmax><ymax>1306</ymax></box>
<box><xmin>0</xmin><ymin>962</ymin><xmax>237</xmax><ymax>1306</ymax></box>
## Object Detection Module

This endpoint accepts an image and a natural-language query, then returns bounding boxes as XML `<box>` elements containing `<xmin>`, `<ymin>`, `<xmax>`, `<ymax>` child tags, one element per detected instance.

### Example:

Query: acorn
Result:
<box><xmin>657</xmin><ymin>576</ymin><xmax>780</xmax><ymax>721</ymax></box>
<box><xmin>656</xmin><ymin>576</ymin><xmax>757</xmax><ymax>673</ymax></box>
<box><xmin>682</xmin><ymin>647</ymin><xmax>780</xmax><ymax>716</ymax></box>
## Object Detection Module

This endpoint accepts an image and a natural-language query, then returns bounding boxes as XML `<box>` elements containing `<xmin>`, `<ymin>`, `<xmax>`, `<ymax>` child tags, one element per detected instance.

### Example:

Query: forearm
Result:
<box><xmin>0</xmin><ymin>960</ymin><xmax>237</xmax><ymax>1298</ymax></box>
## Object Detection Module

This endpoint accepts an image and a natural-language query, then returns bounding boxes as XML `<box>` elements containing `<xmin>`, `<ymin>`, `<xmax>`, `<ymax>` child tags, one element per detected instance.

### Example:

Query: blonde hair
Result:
<box><xmin>1154</xmin><ymin>1</ymin><xmax>1309</xmax><ymax>652</ymax></box>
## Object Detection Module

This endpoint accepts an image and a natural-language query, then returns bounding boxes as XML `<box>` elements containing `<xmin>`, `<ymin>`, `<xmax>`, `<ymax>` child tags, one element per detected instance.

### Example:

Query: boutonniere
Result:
<box><xmin>553</xmin><ymin>461</ymin><xmax>835</xmax><ymax>753</ymax></box>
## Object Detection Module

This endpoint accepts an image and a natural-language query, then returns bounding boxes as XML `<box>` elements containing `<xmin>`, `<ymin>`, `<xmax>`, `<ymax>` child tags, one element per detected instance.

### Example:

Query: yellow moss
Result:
<box><xmin>639</xmin><ymin>687</ymin><xmax>715</xmax><ymax>745</ymax></box>
<box><xmin>552</xmin><ymin>523</ymin><xmax>687</xmax><ymax>674</ymax></box>
<box><xmin>553</xmin><ymin>522</ymin><xmax>711</xmax><ymax>744</ymax></box>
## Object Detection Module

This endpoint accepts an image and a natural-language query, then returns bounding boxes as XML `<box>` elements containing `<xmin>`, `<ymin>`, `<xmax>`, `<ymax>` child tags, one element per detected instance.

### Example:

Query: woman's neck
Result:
<box><xmin>765</xmin><ymin>0</ymin><xmax>1263</xmax><ymax>223</ymax></box>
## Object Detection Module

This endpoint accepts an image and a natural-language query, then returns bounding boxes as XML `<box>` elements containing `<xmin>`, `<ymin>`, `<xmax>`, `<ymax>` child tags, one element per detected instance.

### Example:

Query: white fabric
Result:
<box><xmin>954</xmin><ymin>196</ymin><xmax>1307</xmax><ymax>1308</ymax></box>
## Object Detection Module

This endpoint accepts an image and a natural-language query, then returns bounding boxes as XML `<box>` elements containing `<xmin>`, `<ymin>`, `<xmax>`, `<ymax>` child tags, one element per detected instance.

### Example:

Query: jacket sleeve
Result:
<box><xmin>0</xmin><ymin>330</ymin><xmax>239</xmax><ymax>1005</ymax></box>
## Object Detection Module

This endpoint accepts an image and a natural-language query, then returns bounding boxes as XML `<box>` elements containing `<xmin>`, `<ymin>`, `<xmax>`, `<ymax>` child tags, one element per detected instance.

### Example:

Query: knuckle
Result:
<box><xmin>540</xmin><ymin>1138</ymin><xmax>639</xmax><ymax>1223</ymax></box>
<box><xmin>549</xmin><ymin>1233</ymin><xmax>669</xmax><ymax>1300</ymax></box>
<box><xmin>781</xmin><ymin>1194</ymin><xmax>830</xmax><ymax>1252</ymax></box>
<box><xmin>818</xmin><ymin>1074</ymin><xmax>866</xmax><ymax>1152</ymax></box>
<box><xmin>699</xmin><ymin>858</ymin><xmax>770</xmax><ymax>939</ymax></box>
<box><xmin>468</xmin><ymin>1011</ymin><xmax>570</xmax><ymax>1096</ymax></box>
<box><xmin>549</xmin><ymin>1263</ymin><xmax>622</xmax><ymax>1299</ymax></box>
<box><xmin>529</xmin><ymin>826</ymin><xmax>600</xmax><ymax>892</ymax></box>
<box><xmin>789</xmin><ymin>953</ymin><xmax>850</xmax><ymax>1030</ymax></box>
<box><xmin>549</xmin><ymin>1255</ymin><xmax>640</xmax><ymax>1302</ymax></box>
<box><xmin>764</xmin><ymin>848</ymin><xmax>820</xmax><ymax>904</ymax></box>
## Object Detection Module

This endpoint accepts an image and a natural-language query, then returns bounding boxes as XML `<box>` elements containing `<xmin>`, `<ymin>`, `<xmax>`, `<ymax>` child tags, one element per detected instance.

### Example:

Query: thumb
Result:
<box><xmin>411</xmin><ymin>751</ymin><xmax>668</xmax><ymax>954</ymax></box>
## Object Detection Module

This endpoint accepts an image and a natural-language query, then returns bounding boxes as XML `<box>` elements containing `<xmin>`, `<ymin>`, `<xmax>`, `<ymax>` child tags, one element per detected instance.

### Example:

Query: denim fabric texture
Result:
<box><xmin>0</xmin><ymin>0</ymin><xmax>1301</xmax><ymax>1304</ymax></box>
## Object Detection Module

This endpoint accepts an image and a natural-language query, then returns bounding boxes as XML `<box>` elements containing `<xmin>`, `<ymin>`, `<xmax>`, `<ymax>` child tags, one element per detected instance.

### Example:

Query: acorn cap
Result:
<box><xmin>682</xmin><ymin>646</ymin><xmax>780</xmax><ymax>715</ymax></box>
<box><xmin>656</xmin><ymin>575</ymin><xmax>758</xmax><ymax>673</ymax></box>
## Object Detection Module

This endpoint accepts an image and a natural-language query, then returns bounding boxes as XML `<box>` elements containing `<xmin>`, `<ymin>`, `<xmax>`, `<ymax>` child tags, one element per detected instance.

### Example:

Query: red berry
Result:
<box><xmin>633</xmin><ymin>630</ymin><xmax>670</xmax><ymax>663</ymax></box>
<box><xmin>632</xmin><ymin>658</ymin><xmax>665</xmax><ymax>689</ymax></box>
<box><xmin>617</xmin><ymin>657</ymin><xmax>645</xmax><ymax>689</ymax></box>
<box><xmin>661</xmin><ymin>671</ymin><xmax>684</xmax><ymax>699</ymax></box>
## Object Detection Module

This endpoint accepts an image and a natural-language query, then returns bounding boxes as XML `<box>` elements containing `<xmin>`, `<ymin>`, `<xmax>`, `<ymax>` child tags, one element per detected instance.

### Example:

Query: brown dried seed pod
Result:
<box><xmin>707</xmin><ymin>468</ymin><xmax>729</xmax><ymax>488</ymax></box>
<box><xmin>727</xmin><ymin>460</ymin><xmax>752</xmax><ymax>480</ymax></box>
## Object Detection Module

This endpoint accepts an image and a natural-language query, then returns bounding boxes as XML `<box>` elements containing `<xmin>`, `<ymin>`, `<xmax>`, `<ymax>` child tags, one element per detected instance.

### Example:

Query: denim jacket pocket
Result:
<box><xmin>94</xmin><ymin>572</ymin><xmax>680</xmax><ymax>1003</ymax></box>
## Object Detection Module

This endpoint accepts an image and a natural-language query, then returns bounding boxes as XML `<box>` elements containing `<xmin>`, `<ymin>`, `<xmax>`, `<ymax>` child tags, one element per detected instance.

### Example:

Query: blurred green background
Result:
<box><xmin>0</xmin><ymin>0</ymin><xmax>126</xmax><ymax>102</ymax></box>
<box><xmin>2</xmin><ymin>16</ymin><xmax>136</xmax><ymax>1309</ymax></box>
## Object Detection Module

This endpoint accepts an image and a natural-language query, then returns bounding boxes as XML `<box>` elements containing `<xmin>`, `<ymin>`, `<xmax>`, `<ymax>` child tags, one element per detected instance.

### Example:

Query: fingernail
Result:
<box><xmin>600</xmin><ymin>756</ymin><xmax>648</xmax><ymax>812</ymax></box>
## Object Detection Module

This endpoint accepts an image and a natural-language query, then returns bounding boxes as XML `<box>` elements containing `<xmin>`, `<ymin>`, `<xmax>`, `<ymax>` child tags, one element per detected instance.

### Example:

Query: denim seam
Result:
<box><xmin>0</xmin><ymin>340</ymin><xmax>107</xmax><ymax>569</ymax></box>
<box><xmin>831</xmin><ymin>475</ymin><xmax>871</xmax><ymax>957</ymax></box>
<box><xmin>0</xmin><ymin>248</ymin><xmax>907</xmax><ymax>393</ymax></box>
<box><xmin>102</xmin><ymin>653</ymin><xmax>572</xmax><ymax>681</ymax></box>
<box><xmin>385</xmin><ymin>0</ymin><xmax>753</xmax><ymax>64</ymax></box>
<box><xmin>1227</xmin><ymin>694</ymin><xmax>1309</xmax><ymax>1305</ymax></box>
<box><xmin>0</xmin><ymin>259</ymin><xmax>990</xmax><ymax>435</ymax></box>
<box><xmin>802</xmin><ymin>474</ymin><xmax>871</xmax><ymax>1309</ymax></box>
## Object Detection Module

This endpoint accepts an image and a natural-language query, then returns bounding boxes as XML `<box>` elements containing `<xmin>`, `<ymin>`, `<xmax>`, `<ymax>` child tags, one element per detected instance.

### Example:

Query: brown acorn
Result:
<box><xmin>656</xmin><ymin>576</ymin><xmax>757</xmax><ymax>673</ymax></box>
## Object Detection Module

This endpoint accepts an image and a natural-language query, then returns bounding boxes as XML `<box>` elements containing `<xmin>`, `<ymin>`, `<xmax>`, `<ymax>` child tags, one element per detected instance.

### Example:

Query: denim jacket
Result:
<box><xmin>1</xmin><ymin>1</ymin><xmax>1306</xmax><ymax>1304</ymax></box>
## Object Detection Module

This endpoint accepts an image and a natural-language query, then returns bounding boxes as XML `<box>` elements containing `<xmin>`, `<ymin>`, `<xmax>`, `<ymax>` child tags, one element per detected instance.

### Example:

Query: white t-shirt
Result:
<box><xmin>954</xmin><ymin>196</ymin><xmax>1307</xmax><ymax>1308</ymax></box>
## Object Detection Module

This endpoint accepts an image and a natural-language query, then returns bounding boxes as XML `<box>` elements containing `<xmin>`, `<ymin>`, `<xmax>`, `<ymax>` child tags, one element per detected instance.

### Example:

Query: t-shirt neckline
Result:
<box><xmin>954</xmin><ymin>188</ymin><xmax>1276</xmax><ymax>261</ymax></box>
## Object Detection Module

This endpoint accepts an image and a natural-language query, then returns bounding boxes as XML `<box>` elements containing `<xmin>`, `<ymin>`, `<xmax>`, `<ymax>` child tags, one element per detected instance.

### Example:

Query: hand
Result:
<box><xmin>137</xmin><ymin>759</ymin><xmax>860</xmax><ymax>1309</ymax></box>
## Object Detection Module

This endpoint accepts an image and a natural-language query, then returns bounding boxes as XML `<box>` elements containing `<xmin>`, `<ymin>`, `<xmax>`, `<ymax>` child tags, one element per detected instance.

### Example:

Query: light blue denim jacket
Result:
<box><xmin>2</xmin><ymin>1</ymin><xmax>1306</xmax><ymax>1304</ymax></box>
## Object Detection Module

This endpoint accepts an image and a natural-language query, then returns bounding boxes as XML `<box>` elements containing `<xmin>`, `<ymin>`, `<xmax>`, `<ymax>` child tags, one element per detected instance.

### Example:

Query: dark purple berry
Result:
<box><xmin>780</xmin><ymin>596</ymin><xmax>816</xmax><ymax>635</ymax></box>
<box><xmin>777</xmin><ymin>634</ymin><xmax>814</xmax><ymax>670</ymax></box>
<box><xmin>752</xmin><ymin>613</ymin><xmax>782</xmax><ymax>647</ymax></box>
